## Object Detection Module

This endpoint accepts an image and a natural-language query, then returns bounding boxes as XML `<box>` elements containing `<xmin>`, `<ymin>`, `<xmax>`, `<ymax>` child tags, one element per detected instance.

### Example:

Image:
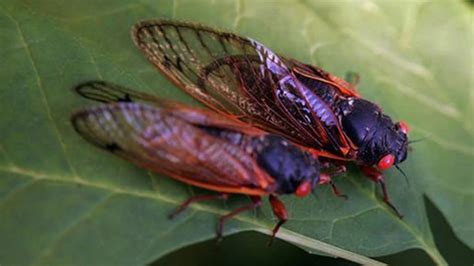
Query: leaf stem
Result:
<box><xmin>422</xmin><ymin>243</ymin><xmax>447</xmax><ymax>266</ymax></box>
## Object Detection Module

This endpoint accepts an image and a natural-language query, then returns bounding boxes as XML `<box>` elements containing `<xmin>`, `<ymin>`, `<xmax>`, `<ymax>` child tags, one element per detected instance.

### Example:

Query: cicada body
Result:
<box><xmin>72</xmin><ymin>81</ymin><xmax>324</xmax><ymax>239</ymax></box>
<box><xmin>132</xmin><ymin>20</ymin><xmax>410</xmax><ymax>216</ymax></box>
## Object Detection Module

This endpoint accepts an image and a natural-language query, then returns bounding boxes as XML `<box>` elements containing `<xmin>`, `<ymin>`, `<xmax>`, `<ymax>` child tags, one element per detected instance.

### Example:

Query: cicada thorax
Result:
<box><xmin>254</xmin><ymin>135</ymin><xmax>321</xmax><ymax>196</ymax></box>
<box><xmin>337</xmin><ymin>99</ymin><xmax>409</xmax><ymax>166</ymax></box>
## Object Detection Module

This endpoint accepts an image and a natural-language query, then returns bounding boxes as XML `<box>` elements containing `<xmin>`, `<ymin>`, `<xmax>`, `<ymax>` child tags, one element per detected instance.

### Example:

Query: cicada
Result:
<box><xmin>72</xmin><ymin>81</ymin><xmax>343</xmax><ymax>241</ymax></box>
<box><xmin>131</xmin><ymin>20</ymin><xmax>410</xmax><ymax>217</ymax></box>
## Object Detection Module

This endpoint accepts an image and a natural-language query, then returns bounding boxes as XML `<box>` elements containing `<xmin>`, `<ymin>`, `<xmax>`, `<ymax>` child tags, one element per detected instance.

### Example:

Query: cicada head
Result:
<box><xmin>340</xmin><ymin>99</ymin><xmax>409</xmax><ymax>170</ymax></box>
<box><xmin>255</xmin><ymin>135</ymin><xmax>321</xmax><ymax>197</ymax></box>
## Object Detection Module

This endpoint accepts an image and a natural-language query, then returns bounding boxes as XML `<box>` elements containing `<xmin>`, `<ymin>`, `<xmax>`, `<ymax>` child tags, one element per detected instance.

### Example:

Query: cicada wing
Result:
<box><xmin>71</xmin><ymin>102</ymin><xmax>273</xmax><ymax>193</ymax></box>
<box><xmin>74</xmin><ymin>80</ymin><xmax>265</xmax><ymax>136</ymax></box>
<box><xmin>132</xmin><ymin>20</ymin><xmax>287</xmax><ymax>122</ymax></box>
<box><xmin>75</xmin><ymin>80</ymin><xmax>176</xmax><ymax>106</ymax></box>
<box><xmin>132</xmin><ymin>20</ymin><xmax>349</xmax><ymax>154</ymax></box>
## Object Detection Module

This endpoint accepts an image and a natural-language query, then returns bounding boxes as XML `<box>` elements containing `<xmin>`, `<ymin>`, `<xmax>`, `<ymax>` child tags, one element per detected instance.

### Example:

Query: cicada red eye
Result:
<box><xmin>377</xmin><ymin>154</ymin><xmax>395</xmax><ymax>170</ymax></box>
<box><xmin>399</xmin><ymin>121</ymin><xmax>409</xmax><ymax>135</ymax></box>
<box><xmin>295</xmin><ymin>180</ymin><xmax>312</xmax><ymax>197</ymax></box>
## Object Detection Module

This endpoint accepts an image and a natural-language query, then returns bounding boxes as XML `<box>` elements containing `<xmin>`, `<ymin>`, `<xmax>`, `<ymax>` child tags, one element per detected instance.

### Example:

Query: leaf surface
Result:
<box><xmin>1</xmin><ymin>0</ymin><xmax>472</xmax><ymax>265</ymax></box>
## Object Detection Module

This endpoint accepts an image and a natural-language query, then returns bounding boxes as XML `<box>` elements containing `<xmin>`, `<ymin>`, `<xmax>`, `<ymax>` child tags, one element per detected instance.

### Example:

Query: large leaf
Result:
<box><xmin>0</xmin><ymin>0</ymin><xmax>471</xmax><ymax>265</ymax></box>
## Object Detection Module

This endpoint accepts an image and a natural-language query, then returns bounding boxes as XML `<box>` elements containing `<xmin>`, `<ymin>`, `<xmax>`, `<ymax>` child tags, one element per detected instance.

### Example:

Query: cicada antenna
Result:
<box><xmin>395</xmin><ymin>165</ymin><xmax>409</xmax><ymax>187</ymax></box>
<box><xmin>408</xmin><ymin>136</ymin><xmax>429</xmax><ymax>145</ymax></box>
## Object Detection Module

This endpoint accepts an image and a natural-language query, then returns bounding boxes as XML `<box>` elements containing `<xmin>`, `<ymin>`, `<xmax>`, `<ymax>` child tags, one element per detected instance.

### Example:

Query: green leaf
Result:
<box><xmin>0</xmin><ymin>0</ymin><xmax>471</xmax><ymax>265</ymax></box>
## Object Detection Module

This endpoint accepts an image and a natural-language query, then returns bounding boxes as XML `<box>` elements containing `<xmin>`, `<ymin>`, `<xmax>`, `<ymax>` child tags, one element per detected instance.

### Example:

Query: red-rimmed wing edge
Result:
<box><xmin>71</xmin><ymin>101</ymin><xmax>275</xmax><ymax>196</ymax></box>
<box><xmin>131</xmin><ymin>20</ymin><xmax>351</xmax><ymax>157</ymax></box>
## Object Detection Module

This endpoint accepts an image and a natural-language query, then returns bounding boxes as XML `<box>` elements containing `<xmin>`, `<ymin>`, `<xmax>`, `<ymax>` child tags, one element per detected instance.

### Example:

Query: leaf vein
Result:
<box><xmin>12</xmin><ymin>15</ymin><xmax>80</xmax><ymax>180</ymax></box>
<box><xmin>32</xmin><ymin>192</ymin><xmax>115</xmax><ymax>266</ymax></box>
<box><xmin>0</xmin><ymin>178</ymin><xmax>37</xmax><ymax>210</ymax></box>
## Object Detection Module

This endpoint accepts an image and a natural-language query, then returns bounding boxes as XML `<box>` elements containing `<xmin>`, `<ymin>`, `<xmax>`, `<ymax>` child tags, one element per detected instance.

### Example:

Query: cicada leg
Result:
<box><xmin>216</xmin><ymin>196</ymin><xmax>262</xmax><ymax>242</ymax></box>
<box><xmin>360</xmin><ymin>166</ymin><xmax>403</xmax><ymax>218</ymax></box>
<box><xmin>169</xmin><ymin>193</ymin><xmax>229</xmax><ymax>219</ymax></box>
<box><xmin>319</xmin><ymin>165</ymin><xmax>348</xmax><ymax>200</ymax></box>
<box><xmin>268</xmin><ymin>195</ymin><xmax>288</xmax><ymax>246</ymax></box>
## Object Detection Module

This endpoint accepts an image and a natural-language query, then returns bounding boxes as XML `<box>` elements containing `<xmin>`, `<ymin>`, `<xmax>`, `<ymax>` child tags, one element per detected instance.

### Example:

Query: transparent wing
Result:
<box><xmin>74</xmin><ymin>80</ymin><xmax>265</xmax><ymax>136</ymax></box>
<box><xmin>71</xmin><ymin>102</ymin><xmax>274</xmax><ymax>194</ymax></box>
<box><xmin>132</xmin><ymin>20</ymin><xmax>349</xmax><ymax>154</ymax></box>
<box><xmin>75</xmin><ymin>80</ymin><xmax>160</xmax><ymax>104</ymax></box>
